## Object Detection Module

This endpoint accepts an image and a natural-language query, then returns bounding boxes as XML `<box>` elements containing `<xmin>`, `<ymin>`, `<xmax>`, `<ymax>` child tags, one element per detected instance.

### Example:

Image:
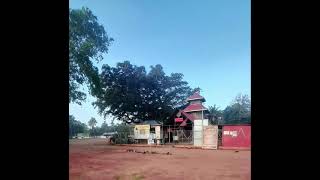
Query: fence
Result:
<box><xmin>107</xmin><ymin>125</ymin><xmax>220</xmax><ymax>146</ymax></box>
<box><xmin>170</xmin><ymin>130</ymin><xmax>194</xmax><ymax>144</ymax></box>
<box><xmin>165</xmin><ymin>128</ymin><xmax>219</xmax><ymax>147</ymax></box>
<box><xmin>109</xmin><ymin>130</ymin><xmax>194</xmax><ymax>145</ymax></box>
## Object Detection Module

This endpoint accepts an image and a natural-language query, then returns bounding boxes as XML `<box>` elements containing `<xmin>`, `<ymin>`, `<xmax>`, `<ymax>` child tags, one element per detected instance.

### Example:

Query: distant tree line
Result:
<box><xmin>69</xmin><ymin>116</ymin><xmax>132</xmax><ymax>138</ymax></box>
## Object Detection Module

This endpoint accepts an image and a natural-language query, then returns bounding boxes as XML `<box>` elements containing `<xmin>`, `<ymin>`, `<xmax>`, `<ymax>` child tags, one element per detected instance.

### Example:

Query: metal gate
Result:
<box><xmin>170</xmin><ymin>129</ymin><xmax>193</xmax><ymax>144</ymax></box>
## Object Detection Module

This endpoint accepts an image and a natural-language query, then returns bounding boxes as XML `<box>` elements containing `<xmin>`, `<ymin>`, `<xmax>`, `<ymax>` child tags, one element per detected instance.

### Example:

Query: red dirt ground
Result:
<box><xmin>69</xmin><ymin>139</ymin><xmax>250</xmax><ymax>180</ymax></box>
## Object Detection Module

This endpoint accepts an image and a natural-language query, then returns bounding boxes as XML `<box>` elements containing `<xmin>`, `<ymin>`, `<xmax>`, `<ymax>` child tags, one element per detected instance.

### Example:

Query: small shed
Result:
<box><xmin>221</xmin><ymin>124</ymin><xmax>251</xmax><ymax>149</ymax></box>
<box><xmin>134</xmin><ymin>120</ymin><xmax>163</xmax><ymax>144</ymax></box>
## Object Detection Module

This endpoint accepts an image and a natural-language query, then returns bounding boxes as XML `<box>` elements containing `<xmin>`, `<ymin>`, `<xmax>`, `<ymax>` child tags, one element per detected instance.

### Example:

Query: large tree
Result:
<box><xmin>69</xmin><ymin>7</ymin><xmax>113</xmax><ymax>104</ymax></box>
<box><xmin>93</xmin><ymin>61</ymin><xmax>193</xmax><ymax>124</ymax></box>
<box><xmin>223</xmin><ymin>94</ymin><xmax>251</xmax><ymax>124</ymax></box>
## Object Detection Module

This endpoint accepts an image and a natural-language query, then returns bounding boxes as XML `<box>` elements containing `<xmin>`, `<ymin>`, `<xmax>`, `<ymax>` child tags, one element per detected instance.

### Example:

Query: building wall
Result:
<box><xmin>193</xmin><ymin>119</ymin><xmax>209</xmax><ymax>146</ymax></box>
<box><xmin>222</xmin><ymin>125</ymin><xmax>251</xmax><ymax>149</ymax></box>
<box><xmin>190</xmin><ymin>100</ymin><xmax>202</xmax><ymax>104</ymax></box>
<box><xmin>190</xmin><ymin>111</ymin><xmax>203</xmax><ymax>119</ymax></box>
<box><xmin>134</xmin><ymin>125</ymin><xmax>150</xmax><ymax>139</ymax></box>
<box><xmin>193</xmin><ymin>120</ymin><xmax>204</xmax><ymax>146</ymax></box>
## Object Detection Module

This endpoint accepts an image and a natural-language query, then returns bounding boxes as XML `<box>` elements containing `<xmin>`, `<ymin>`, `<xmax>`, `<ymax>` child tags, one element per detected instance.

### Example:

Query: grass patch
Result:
<box><xmin>132</xmin><ymin>173</ymin><xmax>145</xmax><ymax>180</ymax></box>
<box><xmin>113</xmin><ymin>173</ymin><xmax>144</xmax><ymax>180</ymax></box>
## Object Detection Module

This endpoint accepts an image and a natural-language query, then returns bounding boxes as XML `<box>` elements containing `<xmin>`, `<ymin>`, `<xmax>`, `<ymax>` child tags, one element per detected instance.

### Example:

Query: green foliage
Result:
<box><xmin>207</xmin><ymin>104</ymin><xmax>223</xmax><ymax>124</ymax></box>
<box><xmin>223</xmin><ymin>94</ymin><xmax>251</xmax><ymax>124</ymax></box>
<box><xmin>96</xmin><ymin>121</ymin><xmax>133</xmax><ymax>134</ymax></box>
<box><xmin>95</xmin><ymin>120</ymin><xmax>112</xmax><ymax>135</ymax></box>
<box><xmin>192</xmin><ymin>87</ymin><xmax>202</xmax><ymax>94</ymax></box>
<box><xmin>89</xmin><ymin>129</ymin><xmax>97</xmax><ymax>137</ymax></box>
<box><xmin>113</xmin><ymin>123</ymin><xmax>133</xmax><ymax>133</ymax></box>
<box><xmin>88</xmin><ymin>117</ymin><xmax>97</xmax><ymax>129</ymax></box>
<box><xmin>69</xmin><ymin>115</ymin><xmax>88</xmax><ymax>137</ymax></box>
<box><xmin>87</xmin><ymin>117</ymin><xmax>98</xmax><ymax>136</ymax></box>
<box><xmin>69</xmin><ymin>7</ymin><xmax>114</xmax><ymax>104</ymax></box>
<box><xmin>93</xmin><ymin>61</ymin><xmax>193</xmax><ymax>124</ymax></box>
<box><xmin>100</xmin><ymin>120</ymin><xmax>109</xmax><ymax>131</ymax></box>
<box><xmin>113</xmin><ymin>123</ymin><xmax>134</xmax><ymax>144</ymax></box>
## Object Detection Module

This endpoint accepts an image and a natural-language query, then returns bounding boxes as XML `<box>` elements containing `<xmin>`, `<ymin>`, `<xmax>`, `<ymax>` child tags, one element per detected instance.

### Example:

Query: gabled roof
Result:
<box><xmin>183</xmin><ymin>103</ymin><xmax>208</xmax><ymax>113</ymax></box>
<box><xmin>140</xmin><ymin>120</ymin><xmax>162</xmax><ymax>125</ymax></box>
<box><xmin>186</xmin><ymin>92</ymin><xmax>206</xmax><ymax>102</ymax></box>
<box><xmin>178</xmin><ymin>110</ymin><xmax>195</xmax><ymax>127</ymax></box>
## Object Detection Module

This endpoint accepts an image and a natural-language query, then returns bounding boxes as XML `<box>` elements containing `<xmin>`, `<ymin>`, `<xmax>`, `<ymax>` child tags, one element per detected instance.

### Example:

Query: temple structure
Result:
<box><xmin>175</xmin><ymin>91</ymin><xmax>208</xmax><ymax>129</ymax></box>
<box><xmin>159</xmin><ymin>91</ymin><xmax>209</xmax><ymax>144</ymax></box>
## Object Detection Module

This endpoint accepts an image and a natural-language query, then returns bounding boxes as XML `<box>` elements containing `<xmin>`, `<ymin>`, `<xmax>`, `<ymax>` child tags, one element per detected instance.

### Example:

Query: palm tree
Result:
<box><xmin>88</xmin><ymin>117</ymin><xmax>98</xmax><ymax>137</ymax></box>
<box><xmin>208</xmin><ymin>105</ymin><xmax>222</xmax><ymax>125</ymax></box>
<box><xmin>88</xmin><ymin>117</ymin><xmax>97</xmax><ymax>129</ymax></box>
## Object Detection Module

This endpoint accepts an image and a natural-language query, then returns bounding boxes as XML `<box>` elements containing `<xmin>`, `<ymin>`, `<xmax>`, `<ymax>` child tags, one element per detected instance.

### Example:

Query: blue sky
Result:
<box><xmin>69</xmin><ymin>0</ymin><xmax>251</xmax><ymax>126</ymax></box>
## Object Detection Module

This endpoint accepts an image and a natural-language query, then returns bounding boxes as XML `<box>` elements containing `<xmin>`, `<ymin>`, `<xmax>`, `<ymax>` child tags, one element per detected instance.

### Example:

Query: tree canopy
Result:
<box><xmin>69</xmin><ymin>7</ymin><xmax>113</xmax><ymax>104</ymax></box>
<box><xmin>223</xmin><ymin>94</ymin><xmax>251</xmax><ymax>124</ymax></box>
<box><xmin>88</xmin><ymin>117</ymin><xmax>98</xmax><ymax>129</ymax></box>
<box><xmin>96</xmin><ymin>120</ymin><xmax>111</xmax><ymax>135</ymax></box>
<box><xmin>207</xmin><ymin>105</ymin><xmax>223</xmax><ymax>124</ymax></box>
<box><xmin>93</xmin><ymin>61</ymin><xmax>194</xmax><ymax>124</ymax></box>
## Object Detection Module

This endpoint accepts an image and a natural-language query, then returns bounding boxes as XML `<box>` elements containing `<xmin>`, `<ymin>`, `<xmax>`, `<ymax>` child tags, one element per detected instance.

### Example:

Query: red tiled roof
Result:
<box><xmin>186</xmin><ymin>92</ymin><xmax>205</xmax><ymax>101</ymax></box>
<box><xmin>183</xmin><ymin>103</ymin><xmax>207</xmax><ymax>112</ymax></box>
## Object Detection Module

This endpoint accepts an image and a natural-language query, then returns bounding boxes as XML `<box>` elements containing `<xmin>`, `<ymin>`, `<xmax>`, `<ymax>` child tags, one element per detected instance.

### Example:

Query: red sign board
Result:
<box><xmin>175</xmin><ymin>118</ymin><xmax>183</xmax><ymax>122</ymax></box>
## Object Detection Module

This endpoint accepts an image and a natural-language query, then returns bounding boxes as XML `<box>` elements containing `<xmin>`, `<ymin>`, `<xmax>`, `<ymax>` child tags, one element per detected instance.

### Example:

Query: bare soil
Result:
<box><xmin>69</xmin><ymin>139</ymin><xmax>250</xmax><ymax>180</ymax></box>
